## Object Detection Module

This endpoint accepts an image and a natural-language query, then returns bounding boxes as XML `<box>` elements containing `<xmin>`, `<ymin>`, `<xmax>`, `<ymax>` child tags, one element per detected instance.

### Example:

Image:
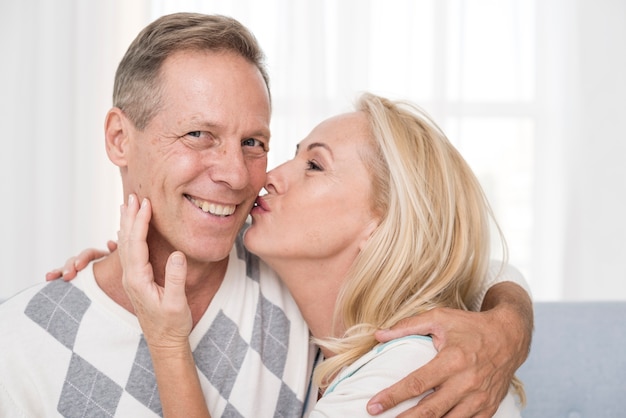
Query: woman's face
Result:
<box><xmin>244</xmin><ymin>111</ymin><xmax>379</xmax><ymax>265</ymax></box>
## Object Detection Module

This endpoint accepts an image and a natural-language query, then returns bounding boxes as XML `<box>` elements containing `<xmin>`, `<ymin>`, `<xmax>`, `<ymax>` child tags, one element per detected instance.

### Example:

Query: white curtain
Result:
<box><xmin>0</xmin><ymin>0</ymin><xmax>150</xmax><ymax>299</ymax></box>
<box><xmin>2</xmin><ymin>0</ymin><xmax>625</xmax><ymax>301</ymax></box>
<box><xmin>533</xmin><ymin>0</ymin><xmax>626</xmax><ymax>299</ymax></box>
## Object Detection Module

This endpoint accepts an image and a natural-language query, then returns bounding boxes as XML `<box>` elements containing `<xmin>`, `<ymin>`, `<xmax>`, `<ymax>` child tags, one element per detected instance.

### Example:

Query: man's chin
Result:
<box><xmin>186</xmin><ymin>237</ymin><xmax>237</xmax><ymax>264</ymax></box>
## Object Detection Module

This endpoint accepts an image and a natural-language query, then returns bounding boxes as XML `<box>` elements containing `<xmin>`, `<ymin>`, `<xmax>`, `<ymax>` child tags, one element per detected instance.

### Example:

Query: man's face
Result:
<box><xmin>122</xmin><ymin>50</ymin><xmax>270</xmax><ymax>265</ymax></box>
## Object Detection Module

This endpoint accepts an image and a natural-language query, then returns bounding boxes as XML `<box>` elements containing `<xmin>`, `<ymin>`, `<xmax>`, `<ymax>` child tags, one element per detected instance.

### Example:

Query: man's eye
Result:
<box><xmin>179</xmin><ymin>131</ymin><xmax>216</xmax><ymax>150</ymax></box>
<box><xmin>242</xmin><ymin>138</ymin><xmax>268</xmax><ymax>152</ymax></box>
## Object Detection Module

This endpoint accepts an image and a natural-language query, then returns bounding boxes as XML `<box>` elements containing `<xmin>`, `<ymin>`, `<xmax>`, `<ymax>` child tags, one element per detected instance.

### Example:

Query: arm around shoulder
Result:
<box><xmin>472</xmin><ymin>261</ymin><xmax>534</xmax><ymax>370</ymax></box>
<box><xmin>481</xmin><ymin>279</ymin><xmax>534</xmax><ymax>369</ymax></box>
<box><xmin>468</xmin><ymin>261</ymin><xmax>532</xmax><ymax>312</ymax></box>
<box><xmin>367</xmin><ymin>265</ymin><xmax>532</xmax><ymax>417</ymax></box>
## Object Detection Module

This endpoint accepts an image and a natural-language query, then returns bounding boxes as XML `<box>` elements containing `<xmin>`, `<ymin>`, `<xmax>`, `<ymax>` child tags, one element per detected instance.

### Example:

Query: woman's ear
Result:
<box><xmin>358</xmin><ymin>218</ymin><xmax>380</xmax><ymax>251</ymax></box>
<box><xmin>105</xmin><ymin>107</ymin><xmax>131</xmax><ymax>167</ymax></box>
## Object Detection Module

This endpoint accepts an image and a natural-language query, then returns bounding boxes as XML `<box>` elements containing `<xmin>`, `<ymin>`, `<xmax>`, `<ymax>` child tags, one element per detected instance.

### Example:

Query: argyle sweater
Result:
<box><xmin>0</xmin><ymin>236</ymin><xmax>314</xmax><ymax>417</ymax></box>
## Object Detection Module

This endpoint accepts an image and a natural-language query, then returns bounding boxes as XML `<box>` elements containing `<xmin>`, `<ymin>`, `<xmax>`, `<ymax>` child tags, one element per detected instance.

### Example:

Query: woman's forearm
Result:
<box><xmin>149</xmin><ymin>344</ymin><xmax>211</xmax><ymax>418</ymax></box>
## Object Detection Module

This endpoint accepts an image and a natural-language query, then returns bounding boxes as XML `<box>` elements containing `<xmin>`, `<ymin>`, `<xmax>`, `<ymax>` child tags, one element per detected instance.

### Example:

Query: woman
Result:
<box><xmin>118</xmin><ymin>92</ymin><xmax>524</xmax><ymax>416</ymax></box>
<box><xmin>57</xmin><ymin>93</ymin><xmax>525</xmax><ymax>416</ymax></box>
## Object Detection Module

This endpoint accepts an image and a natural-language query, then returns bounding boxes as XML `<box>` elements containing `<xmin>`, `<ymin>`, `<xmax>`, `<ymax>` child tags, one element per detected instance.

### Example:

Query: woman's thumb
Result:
<box><xmin>164</xmin><ymin>251</ymin><xmax>187</xmax><ymax>301</ymax></box>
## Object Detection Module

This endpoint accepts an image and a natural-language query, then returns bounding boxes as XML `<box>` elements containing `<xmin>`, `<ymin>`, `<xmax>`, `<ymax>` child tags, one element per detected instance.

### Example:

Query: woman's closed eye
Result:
<box><xmin>306</xmin><ymin>160</ymin><xmax>323</xmax><ymax>171</ymax></box>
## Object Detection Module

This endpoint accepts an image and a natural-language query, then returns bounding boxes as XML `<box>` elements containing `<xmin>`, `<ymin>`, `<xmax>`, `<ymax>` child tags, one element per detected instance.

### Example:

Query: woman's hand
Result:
<box><xmin>119</xmin><ymin>194</ymin><xmax>193</xmax><ymax>349</ymax></box>
<box><xmin>120</xmin><ymin>194</ymin><xmax>209</xmax><ymax>418</ymax></box>
<box><xmin>45</xmin><ymin>241</ymin><xmax>117</xmax><ymax>281</ymax></box>
<box><xmin>47</xmin><ymin>195</ymin><xmax>206</xmax><ymax>417</ymax></box>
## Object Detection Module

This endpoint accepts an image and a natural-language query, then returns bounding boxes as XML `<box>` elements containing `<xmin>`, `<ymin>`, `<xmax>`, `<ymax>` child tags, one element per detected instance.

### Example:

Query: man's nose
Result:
<box><xmin>206</xmin><ymin>142</ymin><xmax>250</xmax><ymax>190</ymax></box>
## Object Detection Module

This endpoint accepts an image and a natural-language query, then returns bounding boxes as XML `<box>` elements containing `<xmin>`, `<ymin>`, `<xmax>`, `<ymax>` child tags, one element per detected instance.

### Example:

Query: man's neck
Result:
<box><xmin>93</xmin><ymin>250</ymin><xmax>228</xmax><ymax>327</ymax></box>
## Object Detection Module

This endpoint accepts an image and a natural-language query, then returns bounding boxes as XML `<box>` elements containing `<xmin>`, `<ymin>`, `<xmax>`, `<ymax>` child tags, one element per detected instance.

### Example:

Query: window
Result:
<box><xmin>151</xmin><ymin>0</ymin><xmax>535</xmax><ymax>279</ymax></box>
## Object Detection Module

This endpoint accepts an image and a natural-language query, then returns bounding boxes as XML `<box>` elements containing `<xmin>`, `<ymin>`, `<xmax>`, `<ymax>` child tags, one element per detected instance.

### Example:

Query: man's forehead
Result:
<box><xmin>155</xmin><ymin>51</ymin><xmax>271</xmax><ymax>133</ymax></box>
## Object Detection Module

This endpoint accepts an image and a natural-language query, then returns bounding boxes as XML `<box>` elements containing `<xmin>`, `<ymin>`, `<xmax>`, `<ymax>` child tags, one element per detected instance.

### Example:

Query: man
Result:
<box><xmin>0</xmin><ymin>13</ymin><xmax>532</xmax><ymax>417</ymax></box>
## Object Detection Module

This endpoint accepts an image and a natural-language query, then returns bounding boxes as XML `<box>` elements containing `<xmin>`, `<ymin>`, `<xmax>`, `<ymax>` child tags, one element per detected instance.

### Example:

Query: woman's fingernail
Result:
<box><xmin>171</xmin><ymin>253</ymin><xmax>184</xmax><ymax>265</ymax></box>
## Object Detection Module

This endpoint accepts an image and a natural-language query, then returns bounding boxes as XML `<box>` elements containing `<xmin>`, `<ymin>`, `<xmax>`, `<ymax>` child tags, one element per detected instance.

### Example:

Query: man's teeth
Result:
<box><xmin>189</xmin><ymin>197</ymin><xmax>235</xmax><ymax>216</ymax></box>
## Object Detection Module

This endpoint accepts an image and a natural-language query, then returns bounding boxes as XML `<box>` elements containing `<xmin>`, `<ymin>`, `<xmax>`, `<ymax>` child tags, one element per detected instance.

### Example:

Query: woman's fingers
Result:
<box><xmin>119</xmin><ymin>194</ymin><xmax>153</xmax><ymax>292</ymax></box>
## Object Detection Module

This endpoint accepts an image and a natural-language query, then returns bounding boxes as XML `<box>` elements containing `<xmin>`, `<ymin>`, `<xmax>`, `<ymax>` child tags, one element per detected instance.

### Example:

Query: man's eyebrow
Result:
<box><xmin>250</xmin><ymin>129</ymin><xmax>271</xmax><ymax>141</ymax></box>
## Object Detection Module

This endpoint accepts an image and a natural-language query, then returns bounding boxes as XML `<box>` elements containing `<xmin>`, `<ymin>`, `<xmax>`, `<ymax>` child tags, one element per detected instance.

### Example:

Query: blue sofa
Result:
<box><xmin>517</xmin><ymin>302</ymin><xmax>626</xmax><ymax>417</ymax></box>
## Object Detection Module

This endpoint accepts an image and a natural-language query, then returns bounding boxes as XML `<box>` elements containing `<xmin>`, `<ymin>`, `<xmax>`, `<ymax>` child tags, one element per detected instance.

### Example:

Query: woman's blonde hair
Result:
<box><xmin>313</xmin><ymin>93</ymin><xmax>524</xmax><ymax>403</ymax></box>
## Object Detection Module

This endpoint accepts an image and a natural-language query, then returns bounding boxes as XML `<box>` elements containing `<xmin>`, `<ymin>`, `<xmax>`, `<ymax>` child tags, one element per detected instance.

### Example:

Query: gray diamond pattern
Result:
<box><xmin>58</xmin><ymin>353</ymin><xmax>123</xmax><ymax>417</ymax></box>
<box><xmin>251</xmin><ymin>293</ymin><xmax>290</xmax><ymax>378</ymax></box>
<box><xmin>235</xmin><ymin>227</ymin><xmax>260</xmax><ymax>282</ymax></box>
<box><xmin>222</xmin><ymin>403</ymin><xmax>245</xmax><ymax>418</ymax></box>
<box><xmin>125</xmin><ymin>337</ymin><xmax>162</xmax><ymax>415</ymax></box>
<box><xmin>22</xmin><ymin>243</ymin><xmax>303</xmax><ymax>418</ymax></box>
<box><xmin>274</xmin><ymin>382</ymin><xmax>302</xmax><ymax>418</ymax></box>
<box><xmin>194</xmin><ymin>310</ymin><xmax>249</xmax><ymax>399</ymax></box>
<box><xmin>25</xmin><ymin>279</ymin><xmax>90</xmax><ymax>349</ymax></box>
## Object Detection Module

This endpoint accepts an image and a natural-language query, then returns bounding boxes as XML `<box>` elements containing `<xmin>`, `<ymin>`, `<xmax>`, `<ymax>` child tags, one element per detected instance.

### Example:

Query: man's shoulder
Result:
<box><xmin>0</xmin><ymin>281</ymin><xmax>72</xmax><ymax>357</ymax></box>
<box><xmin>0</xmin><ymin>281</ymin><xmax>51</xmax><ymax>313</ymax></box>
<box><xmin>0</xmin><ymin>279</ymin><xmax>93</xmax><ymax>338</ymax></box>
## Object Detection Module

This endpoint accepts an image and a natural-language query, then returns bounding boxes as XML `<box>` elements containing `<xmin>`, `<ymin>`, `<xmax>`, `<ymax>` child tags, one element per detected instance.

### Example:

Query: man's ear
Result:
<box><xmin>105</xmin><ymin>107</ymin><xmax>131</xmax><ymax>167</ymax></box>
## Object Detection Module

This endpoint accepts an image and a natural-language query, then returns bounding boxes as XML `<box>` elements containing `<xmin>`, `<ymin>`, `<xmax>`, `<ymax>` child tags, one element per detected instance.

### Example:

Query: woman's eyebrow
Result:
<box><xmin>295</xmin><ymin>141</ymin><xmax>333</xmax><ymax>157</ymax></box>
<box><xmin>307</xmin><ymin>142</ymin><xmax>333</xmax><ymax>157</ymax></box>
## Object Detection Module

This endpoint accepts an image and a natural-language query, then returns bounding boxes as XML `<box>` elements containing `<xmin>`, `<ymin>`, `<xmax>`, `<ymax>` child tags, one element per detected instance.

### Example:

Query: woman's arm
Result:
<box><xmin>45</xmin><ymin>241</ymin><xmax>117</xmax><ymax>281</ymax></box>
<box><xmin>119</xmin><ymin>195</ymin><xmax>210</xmax><ymax>418</ymax></box>
<box><xmin>148</xmin><ymin>331</ymin><xmax>211</xmax><ymax>418</ymax></box>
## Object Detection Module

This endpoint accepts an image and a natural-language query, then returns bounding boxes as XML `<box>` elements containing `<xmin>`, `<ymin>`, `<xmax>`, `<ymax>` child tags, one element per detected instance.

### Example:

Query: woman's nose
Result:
<box><xmin>264</xmin><ymin>161</ymin><xmax>290</xmax><ymax>194</ymax></box>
